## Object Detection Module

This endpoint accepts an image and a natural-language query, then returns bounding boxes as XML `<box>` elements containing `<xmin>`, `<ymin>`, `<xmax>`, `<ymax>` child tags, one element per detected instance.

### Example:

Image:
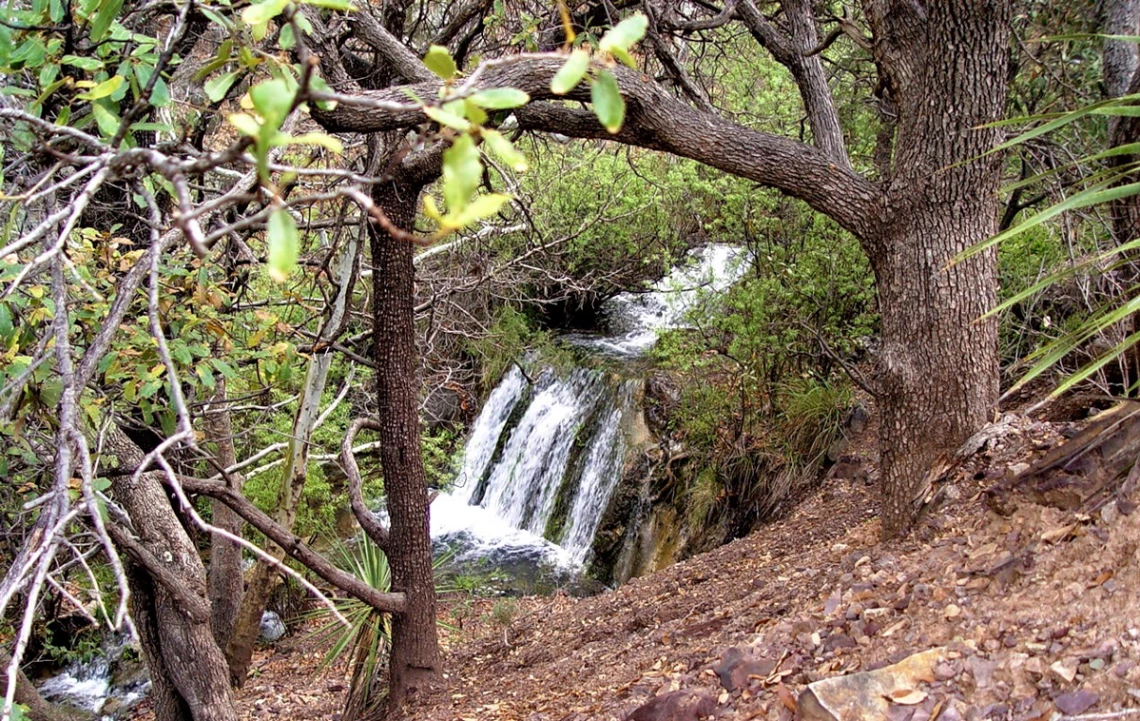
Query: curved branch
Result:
<box><xmin>342</xmin><ymin>417</ymin><xmax>391</xmax><ymax>550</ymax></box>
<box><xmin>310</xmin><ymin>56</ymin><xmax>881</xmax><ymax>239</ymax></box>
<box><xmin>176</xmin><ymin>475</ymin><xmax>407</xmax><ymax>615</ymax></box>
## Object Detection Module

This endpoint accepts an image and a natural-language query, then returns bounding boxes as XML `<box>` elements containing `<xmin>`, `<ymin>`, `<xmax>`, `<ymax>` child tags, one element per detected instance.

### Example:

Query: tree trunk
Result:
<box><xmin>870</xmin><ymin>0</ymin><xmax>1010</xmax><ymax>536</ymax></box>
<box><xmin>104</xmin><ymin>427</ymin><xmax>238</xmax><ymax>721</ymax></box>
<box><xmin>203</xmin><ymin>379</ymin><xmax>245</xmax><ymax>650</ymax></box>
<box><xmin>369</xmin><ymin>176</ymin><xmax>439</xmax><ymax>712</ymax></box>
<box><xmin>873</xmin><ymin>212</ymin><xmax>1000</xmax><ymax>536</ymax></box>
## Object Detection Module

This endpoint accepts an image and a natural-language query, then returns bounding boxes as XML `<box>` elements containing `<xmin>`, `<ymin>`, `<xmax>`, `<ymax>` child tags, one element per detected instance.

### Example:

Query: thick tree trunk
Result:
<box><xmin>203</xmin><ymin>379</ymin><xmax>245</xmax><ymax>650</ymax></box>
<box><xmin>369</xmin><ymin>176</ymin><xmax>439</xmax><ymax>712</ymax></box>
<box><xmin>104</xmin><ymin>427</ymin><xmax>238</xmax><ymax>721</ymax></box>
<box><xmin>870</xmin><ymin>0</ymin><xmax>1010</xmax><ymax>536</ymax></box>
<box><xmin>873</xmin><ymin>212</ymin><xmax>1000</xmax><ymax>536</ymax></box>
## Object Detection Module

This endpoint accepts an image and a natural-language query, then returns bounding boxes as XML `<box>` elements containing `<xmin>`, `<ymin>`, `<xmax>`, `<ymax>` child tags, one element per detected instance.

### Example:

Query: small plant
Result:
<box><xmin>308</xmin><ymin>540</ymin><xmax>454</xmax><ymax>720</ymax></box>
<box><xmin>490</xmin><ymin>598</ymin><xmax>518</xmax><ymax>647</ymax></box>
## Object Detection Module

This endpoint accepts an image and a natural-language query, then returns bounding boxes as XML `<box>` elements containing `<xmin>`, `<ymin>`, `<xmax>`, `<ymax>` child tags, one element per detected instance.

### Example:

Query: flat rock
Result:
<box><xmin>624</xmin><ymin>690</ymin><xmax>716</xmax><ymax>721</ymax></box>
<box><xmin>796</xmin><ymin>648</ymin><xmax>945</xmax><ymax>721</ymax></box>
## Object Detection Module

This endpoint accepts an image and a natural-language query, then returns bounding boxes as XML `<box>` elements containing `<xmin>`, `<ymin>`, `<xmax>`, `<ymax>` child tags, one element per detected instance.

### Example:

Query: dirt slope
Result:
<box><xmin>401</xmin><ymin>412</ymin><xmax>1140</xmax><ymax>721</ymax></box>
<box><xmin>128</xmin><ymin>409</ymin><xmax>1140</xmax><ymax>721</ymax></box>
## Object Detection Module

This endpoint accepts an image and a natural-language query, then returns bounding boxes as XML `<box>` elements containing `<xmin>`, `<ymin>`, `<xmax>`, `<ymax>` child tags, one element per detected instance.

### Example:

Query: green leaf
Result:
<box><xmin>89</xmin><ymin>0</ymin><xmax>124</xmax><ymax>41</ymax></box>
<box><xmin>242</xmin><ymin>0</ymin><xmax>290</xmax><ymax>25</ymax></box>
<box><xmin>550</xmin><ymin>49</ymin><xmax>589</xmax><ymax>94</ymax></box>
<box><xmin>287</xmin><ymin>132</ymin><xmax>344</xmax><ymax>153</ymax></box>
<box><xmin>60</xmin><ymin>55</ymin><xmax>103</xmax><ymax>72</ymax></box>
<box><xmin>423</xmin><ymin>45</ymin><xmax>457</xmax><ymax>80</ymax></box>
<box><xmin>301</xmin><ymin>0</ymin><xmax>355</xmax><ymax>9</ymax></box>
<box><xmin>444</xmin><ymin>192</ymin><xmax>510</xmax><ymax>228</ymax></box>
<box><xmin>279</xmin><ymin>23</ymin><xmax>295</xmax><ymax>49</ymax></box>
<box><xmin>423</xmin><ymin>105</ymin><xmax>471</xmax><ymax>131</ymax></box>
<box><xmin>90</xmin><ymin>102</ymin><xmax>121</xmax><ymax>136</ymax></box>
<box><xmin>227</xmin><ymin>112</ymin><xmax>262</xmax><ymax>137</ymax></box>
<box><xmin>205</xmin><ymin>70</ymin><xmax>243</xmax><ymax>103</ymax></box>
<box><xmin>267</xmin><ymin>207</ymin><xmax>299</xmax><ymax>282</ymax></box>
<box><xmin>481</xmin><ymin>129</ymin><xmax>527</xmax><ymax>171</ymax></box>
<box><xmin>209</xmin><ymin>358</ymin><xmax>239</xmax><ymax>378</ymax></box>
<box><xmin>150</xmin><ymin>77</ymin><xmax>171</xmax><ymax>107</ymax></box>
<box><xmin>76</xmin><ymin>75</ymin><xmax>124</xmax><ymax>101</ymax></box>
<box><xmin>599</xmin><ymin>13</ymin><xmax>647</xmax><ymax>61</ymax></box>
<box><xmin>250</xmin><ymin>78</ymin><xmax>294</xmax><ymax>128</ymax></box>
<box><xmin>441</xmin><ymin>133</ymin><xmax>482</xmax><ymax>211</ymax></box>
<box><xmin>591</xmin><ymin>69</ymin><xmax>624</xmax><ymax>133</ymax></box>
<box><xmin>469</xmin><ymin>88</ymin><xmax>530</xmax><ymax>109</ymax></box>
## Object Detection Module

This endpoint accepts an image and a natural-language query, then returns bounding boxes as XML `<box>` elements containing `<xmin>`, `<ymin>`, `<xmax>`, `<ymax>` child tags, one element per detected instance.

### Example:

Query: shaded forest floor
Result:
<box><xmin>133</xmin><ymin>404</ymin><xmax>1140</xmax><ymax>720</ymax></box>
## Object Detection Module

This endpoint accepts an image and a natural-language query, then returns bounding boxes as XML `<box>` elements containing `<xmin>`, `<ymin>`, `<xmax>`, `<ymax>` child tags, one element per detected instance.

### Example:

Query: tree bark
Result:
<box><xmin>368</xmin><ymin>173</ymin><xmax>439</xmax><ymax>712</ymax></box>
<box><xmin>103</xmin><ymin>427</ymin><xmax>238</xmax><ymax>721</ymax></box>
<box><xmin>870</xmin><ymin>0</ymin><xmax>1010</xmax><ymax>536</ymax></box>
<box><xmin>202</xmin><ymin>379</ymin><xmax>245</xmax><ymax>651</ymax></box>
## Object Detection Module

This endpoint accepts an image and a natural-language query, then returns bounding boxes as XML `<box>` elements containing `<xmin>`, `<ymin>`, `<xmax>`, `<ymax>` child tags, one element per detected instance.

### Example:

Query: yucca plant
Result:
<box><xmin>308</xmin><ymin>539</ymin><xmax>457</xmax><ymax>720</ymax></box>
<box><xmin>958</xmin><ymin>34</ymin><xmax>1140</xmax><ymax>401</ymax></box>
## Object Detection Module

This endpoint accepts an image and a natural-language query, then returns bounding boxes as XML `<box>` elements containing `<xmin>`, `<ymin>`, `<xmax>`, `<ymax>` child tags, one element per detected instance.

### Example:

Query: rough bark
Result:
<box><xmin>871</xmin><ymin>0</ymin><xmax>1010</xmax><ymax>536</ymax></box>
<box><xmin>1101</xmin><ymin>0</ymin><xmax>1140</xmax><ymax>389</ymax></box>
<box><xmin>202</xmin><ymin>379</ymin><xmax>245</xmax><ymax>651</ymax></box>
<box><xmin>367</xmin><ymin>173</ymin><xmax>440</xmax><ymax>713</ymax></box>
<box><xmin>103</xmin><ymin>426</ymin><xmax>238</xmax><ymax>721</ymax></box>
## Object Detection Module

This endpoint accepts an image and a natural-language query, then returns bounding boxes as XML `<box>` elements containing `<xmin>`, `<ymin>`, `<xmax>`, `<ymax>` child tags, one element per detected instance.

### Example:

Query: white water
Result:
<box><xmin>433</xmin><ymin>245</ymin><xmax>749</xmax><ymax>569</ymax></box>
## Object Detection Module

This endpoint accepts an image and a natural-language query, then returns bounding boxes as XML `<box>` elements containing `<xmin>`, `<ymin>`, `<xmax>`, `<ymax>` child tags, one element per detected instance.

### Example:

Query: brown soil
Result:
<box><xmin>131</xmin><ymin>408</ymin><xmax>1140</xmax><ymax>720</ymax></box>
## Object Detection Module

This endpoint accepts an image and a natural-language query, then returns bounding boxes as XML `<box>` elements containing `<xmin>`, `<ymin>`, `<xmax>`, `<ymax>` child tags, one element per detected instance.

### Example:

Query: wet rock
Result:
<box><xmin>623</xmin><ymin>689</ymin><xmax>715</xmax><ymax>721</ymax></box>
<box><xmin>796</xmin><ymin>648</ymin><xmax>945</xmax><ymax>721</ymax></box>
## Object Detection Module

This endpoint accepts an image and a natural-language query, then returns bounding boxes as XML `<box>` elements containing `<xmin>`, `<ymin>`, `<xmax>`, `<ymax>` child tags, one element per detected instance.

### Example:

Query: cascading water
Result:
<box><xmin>433</xmin><ymin>244</ymin><xmax>749</xmax><ymax>573</ymax></box>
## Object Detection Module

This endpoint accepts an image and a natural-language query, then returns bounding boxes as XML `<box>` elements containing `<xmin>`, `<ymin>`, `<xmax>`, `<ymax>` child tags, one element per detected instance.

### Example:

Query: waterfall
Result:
<box><xmin>434</xmin><ymin>244</ymin><xmax>749</xmax><ymax>570</ymax></box>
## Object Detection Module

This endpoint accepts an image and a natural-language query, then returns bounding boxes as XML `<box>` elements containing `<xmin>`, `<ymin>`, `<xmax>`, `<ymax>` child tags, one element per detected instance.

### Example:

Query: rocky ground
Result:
<box><xmin>131</xmin><ymin>404</ymin><xmax>1140</xmax><ymax>720</ymax></box>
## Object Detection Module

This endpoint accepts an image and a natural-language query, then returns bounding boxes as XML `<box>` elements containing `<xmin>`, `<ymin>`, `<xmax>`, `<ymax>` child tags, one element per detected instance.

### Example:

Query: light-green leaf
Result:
<box><xmin>551</xmin><ymin>49</ymin><xmax>589</xmax><ymax>95</ymax></box>
<box><xmin>599</xmin><ymin>14</ymin><xmax>647</xmax><ymax>54</ymax></box>
<box><xmin>424</xmin><ymin>105</ymin><xmax>471</xmax><ymax>131</ymax></box>
<box><xmin>227</xmin><ymin>112</ymin><xmax>262</xmax><ymax>137</ymax></box>
<box><xmin>287</xmin><ymin>132</ymin><xmax>344</xmax><ymax>153</ymax></box>
<box><xmin>204</xmin><ymin>70</ymin><xmax>243</xmax><ymax>103</ymax></box>
<box><xmin>267</xmin><ymin>208</ymin><xmax>299</xmax><ymax>282</ymax></box>
<box><xmin>442</xmin><ymin>133</ymin><xmax>482</xmax><ymax>212</ymax></box>
<box><xmin>91</xmin><ymin>102</ymin><xmax>121</xmax><ymax>136</ymax></box>
<box><xmin>241</xmin><ymin>0</ymin><xmax>289</xmax><ymax>25</ymax></box>
<box><xmin>444</xmin><ymin>192</ymin><xmax>510</xmax><ymax>228</ymax></box>
<box><xmin>481</xmin><ymin>129</ymin><xmax>527</xmax><ymax>172</ymax></box>
<box><xmin>61</xmin><ymin>55</ymin><xmax>104</xmax><ymax>71</ymax></box>
<box><xmin>76</xmin><ymin>75</ymin><xmax>124</xmax><ymax>101</ymax></box>
<box><xmin>591</xmin><ymin>69</ymin><xmax>624</xmax><ymax>133</ymax></box>
<box><xmin>424</xmin><ymin>45</ymin><xmax>457</xmax><ymax>80</ymax></box>
<box><xmin>469</xmin><ymin>88</ymin><xmax>530</xmax><ymax>109</ymax></box>
<box><xmin>250</xmin><ymin>78</ymin><xmax>294</xmax><ymax>128</ymax></box>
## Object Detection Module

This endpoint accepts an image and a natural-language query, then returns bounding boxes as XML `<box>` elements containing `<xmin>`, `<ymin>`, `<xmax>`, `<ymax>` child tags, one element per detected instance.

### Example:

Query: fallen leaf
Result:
<box><xmin>890</xmin><ymin>688</ymin><xmax>928</xmax><ymax>705</ymax></box>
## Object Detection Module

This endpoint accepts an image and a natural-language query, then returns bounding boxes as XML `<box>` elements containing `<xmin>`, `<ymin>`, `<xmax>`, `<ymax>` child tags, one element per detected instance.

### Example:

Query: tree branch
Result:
<box><xmin>342</xmin><ymin>418</ymin><xmax>391</xmax><ymax>550</ymax></box>
<box><xmin>311</xmin><ymin>57</ymin><xmax>880</xmax><ymax>238</ymax></box>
